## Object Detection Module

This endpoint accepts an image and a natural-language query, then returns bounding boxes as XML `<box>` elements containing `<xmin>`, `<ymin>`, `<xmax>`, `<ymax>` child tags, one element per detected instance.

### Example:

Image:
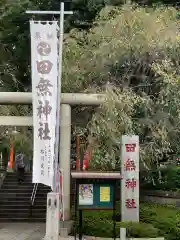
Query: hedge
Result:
<box><xmin>140</xmin><ymin>167</ymin><xmax>180</xmax><ymax>191</ymax></box>
<box><xmin>72</xmin><ymin>203</ymin><xmax>179</xmax><ymax>240</ymax></box>
<box><xmin>140</xmin><ymin>203</ymin><xmax>179</xmax><ymax>240</ymax></box>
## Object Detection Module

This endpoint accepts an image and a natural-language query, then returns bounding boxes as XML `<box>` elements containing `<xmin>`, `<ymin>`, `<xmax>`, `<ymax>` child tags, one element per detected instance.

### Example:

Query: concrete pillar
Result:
<box><xmin>59</xmin><ymin>104</ymin><xmax>71</xmax><ymax>221</ymax></box>
<box><xmin>45</xmin><ymin>192</ymin><xmax>60</xmax><ymax>240</ymax></box>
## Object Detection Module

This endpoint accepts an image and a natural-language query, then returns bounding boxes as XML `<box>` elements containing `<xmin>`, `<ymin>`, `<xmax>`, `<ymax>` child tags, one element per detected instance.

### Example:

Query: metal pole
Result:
<box><xmin>53</xmin><ymin>2</ymin><xmax>65</xmax><ymax>191</ymax></box>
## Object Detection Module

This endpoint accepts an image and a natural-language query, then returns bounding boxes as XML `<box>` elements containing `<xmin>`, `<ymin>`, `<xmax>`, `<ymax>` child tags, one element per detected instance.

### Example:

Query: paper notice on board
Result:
<box><xmin>79</xmin><ymin>184</ymin><xmax>93</xmax><ymax>205</ymax></box>
<box><xmin>100</xmin><ymin>187</ymin><xmax>110</xmax><ymax>202</ymax></box>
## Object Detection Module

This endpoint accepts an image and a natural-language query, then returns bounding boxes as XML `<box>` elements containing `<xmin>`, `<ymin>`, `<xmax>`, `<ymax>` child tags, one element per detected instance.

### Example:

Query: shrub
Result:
<box><xmin>81</xmin><ymin>210</ymin><xmax>160</xmax><ymax>238</ymax></box>
<box><xmin>140</xmin><ymin>203</ymin><xmax>179</xmax><ymax>240</ymax></box>
<box><xmin>140</xmin><ymin>167</ymin><xmax>180</xmax><ymax>191</ymax></box>
<box><xmin>72</xmin><ymin>203</ymin><xmax>179</xmax><ymax>239</ymax></box>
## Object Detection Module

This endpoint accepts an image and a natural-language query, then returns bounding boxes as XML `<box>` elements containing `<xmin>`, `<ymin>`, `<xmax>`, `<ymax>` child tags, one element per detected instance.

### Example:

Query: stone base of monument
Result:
<box><xmin>59</xmin><ymin>227</ymin><xmax>68</xmax><ymax>237</ymax></box>
<box><xmin>44</xmin><ymin>235</ymin><xmax>69</xmax><ymax>240</ymax></box>
<box><xmin>60</xmin><ymin>220</ymin><xmax>73</xmax><ymax>237</ymax></box>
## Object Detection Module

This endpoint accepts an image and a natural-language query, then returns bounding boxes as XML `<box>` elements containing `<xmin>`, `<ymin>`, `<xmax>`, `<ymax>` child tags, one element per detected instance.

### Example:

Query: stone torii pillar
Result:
<box><xmin>59</xmin><ymin>104</ymin><xmax>71</xmax><ymax>220</ymax></box>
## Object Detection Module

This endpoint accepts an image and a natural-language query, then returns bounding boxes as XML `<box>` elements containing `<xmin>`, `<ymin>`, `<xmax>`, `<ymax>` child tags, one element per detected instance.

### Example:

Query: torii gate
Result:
<box><xmin>0</xmin><ymin>92</ymin><xmax>105</xmax><ymax>221</ymax></box>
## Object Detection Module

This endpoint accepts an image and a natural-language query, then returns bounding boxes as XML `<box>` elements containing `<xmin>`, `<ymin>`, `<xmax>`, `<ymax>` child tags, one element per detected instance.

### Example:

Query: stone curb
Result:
<box><xmin>57</xmin><ymin>237</ymin><xmax>164</xmax><ymax>240</ymax></box>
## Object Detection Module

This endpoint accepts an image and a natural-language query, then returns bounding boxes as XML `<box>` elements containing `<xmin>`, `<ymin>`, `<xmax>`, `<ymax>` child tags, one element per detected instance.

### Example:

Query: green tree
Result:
<box><xmin>0</xmin><ymin>0</ymin><xmax>179</xmax><ymax>92</ymax></box>
<box><xmin>63</xmin><ymin>4</ymin><xmax>180</xmax><ymax>170</ymax></box>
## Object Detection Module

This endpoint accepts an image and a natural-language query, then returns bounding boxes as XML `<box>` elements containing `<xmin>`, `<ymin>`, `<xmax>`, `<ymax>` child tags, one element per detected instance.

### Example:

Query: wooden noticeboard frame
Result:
<box><xmin>71</xmin><ymin>171</ymin><xmax>122</xmax><ymax>240</ymax></box>
<box><xmin>77</xmin><ymin>181</ymin><xmax>114</xmax><ymax>210</ymax></box>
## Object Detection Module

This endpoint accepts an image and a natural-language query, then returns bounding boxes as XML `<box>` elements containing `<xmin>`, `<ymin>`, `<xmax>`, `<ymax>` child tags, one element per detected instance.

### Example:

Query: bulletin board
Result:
<box><xmin>78</xmin><ymin>182</ymin><xmax>114</xmax><ymax>209</ymax></box>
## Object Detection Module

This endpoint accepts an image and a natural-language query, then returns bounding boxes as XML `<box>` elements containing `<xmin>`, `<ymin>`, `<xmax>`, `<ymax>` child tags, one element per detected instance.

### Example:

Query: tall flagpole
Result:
<box><xmin>53</xmin><ymin>1</ymin><xmax>64</xmax><ymax>192</ymax></box>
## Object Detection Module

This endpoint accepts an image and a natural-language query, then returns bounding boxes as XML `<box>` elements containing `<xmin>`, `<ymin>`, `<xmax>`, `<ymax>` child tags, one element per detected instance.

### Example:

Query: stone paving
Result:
<box><xmin>0</xmin><ymin>223</ymin><xmax>45</xmax><ymax>240</ymax></box>
<box><xmin>0</xmin><ymin>223</ymin><xmax>165</xmax><ymax>240</ymax></box>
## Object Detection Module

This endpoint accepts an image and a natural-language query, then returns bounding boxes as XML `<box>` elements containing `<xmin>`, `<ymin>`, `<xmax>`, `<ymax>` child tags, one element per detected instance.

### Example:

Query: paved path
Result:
<box><xmin>0</xmin><ymin>223</ymin><xmax>165</xmax><ymax>240</ymax></box>
<box><xmin>0</xmin><ymin>223</ymin><xmax>45</xmax><ymax>240</ymax></box>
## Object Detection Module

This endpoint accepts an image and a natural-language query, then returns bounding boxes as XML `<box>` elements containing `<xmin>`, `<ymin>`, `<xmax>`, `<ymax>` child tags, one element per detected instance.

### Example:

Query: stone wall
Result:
<box><xmin>140</xmin><ymin>190</ymin><xmax>179</xmax><ymax>206</ymax></box>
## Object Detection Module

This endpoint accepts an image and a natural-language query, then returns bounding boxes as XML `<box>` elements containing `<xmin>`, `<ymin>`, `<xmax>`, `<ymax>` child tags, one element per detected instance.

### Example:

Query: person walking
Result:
<box><xmin>15</xmin><ymin>153</ymin><xmax>25</xmax><ymax>184</ymax></box>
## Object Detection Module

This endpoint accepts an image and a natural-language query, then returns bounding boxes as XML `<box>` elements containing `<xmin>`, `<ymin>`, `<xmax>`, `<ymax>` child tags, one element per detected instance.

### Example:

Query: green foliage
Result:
<box><xmin>140</xmin><ymin>203</ymin><xmax>179</xmax><ymax>240</ymax></box>
<box><xmin>0</xmin><ymin>0</ymin><xmax>179</xmax><ymax>92</ymax></box>
<box><xmin>1</xmin><ymin>0</ymin><xmax>180</xmax><ymax>172</ymax></box>
<box><xmin>66</xmin><ymin>5</ymin><xmax>180</xmax><ymax>171</ymax></box>
<box><xmin>140</xmin><ymin>167</ymin><xmax>180</xmax><ymax>190</ymax></box>
<box><xmin>1</xmin><ymin>0</ymin><xmax>179</xmax><ymax>92</ymax></box>
<box><xmin>63</xmin><ymin>5</ymin><xmax>179</xmax><ymax>90</ymax></box>
<box><xmin>12</xmin><ymin>132</ymin><xmax>32</xmax><ymax>156</ymax></box>
<box><xmin>76</xmin><ymin>203</ymin><xmax>179</xmax><ymax>239</ymax></box>
<box><xmin>0</xmin><ymin>105</ymin><xmax>33</xmax><ymax>157</ymax></box>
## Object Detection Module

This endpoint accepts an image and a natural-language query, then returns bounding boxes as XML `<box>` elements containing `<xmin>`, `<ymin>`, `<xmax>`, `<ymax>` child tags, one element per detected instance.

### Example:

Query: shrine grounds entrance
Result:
<box><xmin>0</xmin><ymin>92</ymin><xmax>104</xmax><ymax>221</ymax></box>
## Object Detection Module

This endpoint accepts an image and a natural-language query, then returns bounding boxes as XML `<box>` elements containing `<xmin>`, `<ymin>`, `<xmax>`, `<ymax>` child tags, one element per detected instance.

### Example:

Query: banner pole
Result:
<box><xmin>53</xmin><ymin>1</ymin><xmax>64</xmax><ymax>192</ymax></box>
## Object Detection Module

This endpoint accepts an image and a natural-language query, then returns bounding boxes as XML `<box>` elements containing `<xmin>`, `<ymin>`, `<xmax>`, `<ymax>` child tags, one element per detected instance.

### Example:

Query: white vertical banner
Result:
<box><xmin>30</xmin><ymin>21</ymin><xmax>58</xmax><ymax>188</ymax></box>
<box><xmin>121</xmin><ymin>135</ymin><xmax>139</xmax><ymax>222</ymax></box>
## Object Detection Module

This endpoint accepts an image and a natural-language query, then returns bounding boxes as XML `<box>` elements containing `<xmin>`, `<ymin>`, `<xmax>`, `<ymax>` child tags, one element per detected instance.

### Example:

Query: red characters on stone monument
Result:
<box><xmin>125</xmin><ymin>199</ymin><xmax>136</xmax><ymax>209</ymax></box>
<box><xmin>124</xmin><ymin>158</ymin><xmax>136</xmax><ymax>171</ymax></box>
